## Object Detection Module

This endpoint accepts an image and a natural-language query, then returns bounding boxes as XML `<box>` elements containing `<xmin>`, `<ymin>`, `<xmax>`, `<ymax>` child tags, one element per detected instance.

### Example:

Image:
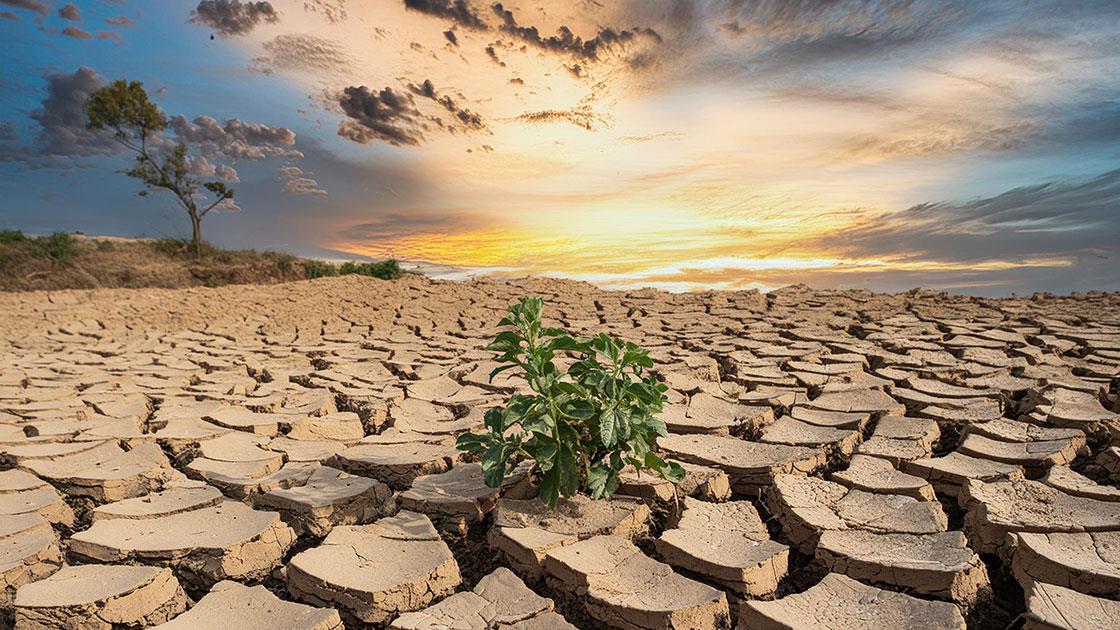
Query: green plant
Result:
<box><xmin>301</xmin><ymin>259</ymin><xmax>338</xmax><ymax>279</ymax></box>
<box><xmin>36</xmin><ymin>232</ymin><xmax>75</xmax><ymax>261</ymax></box>
<box><xmin>457</xmin><ymin>297</ymin><xmax>684</xmax><ymax>508</ymax></box>
<box><xmin>338</xmin><ymin>259</ymin><xmax>403</xmax><ymax>280</ymax></box>
<box><xmin>0</xmin><ymin>230</ymin><xmax>27</xmax><ymax>243</ymax></box>
<box><xmin>95</xmin><ymin>239</ymin><xmax>116</xmax><ymax>252</ymax></box>
<box><xmin>266</xmin><ymin>252</ymin><xmax>295</xmax><ymax>273</ymax></box>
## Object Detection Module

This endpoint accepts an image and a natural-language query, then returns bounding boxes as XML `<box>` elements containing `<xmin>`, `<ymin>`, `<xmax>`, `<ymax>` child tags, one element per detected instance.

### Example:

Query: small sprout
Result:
<box><xmin>456</xmin><ymin>297</ymin><xmax>684</xmax><ymax>508</ymax></box>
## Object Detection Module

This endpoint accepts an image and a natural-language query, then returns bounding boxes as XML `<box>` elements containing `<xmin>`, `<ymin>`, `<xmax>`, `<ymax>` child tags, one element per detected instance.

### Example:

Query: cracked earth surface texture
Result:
<box><xmin>0</xmin><ymin>275</ymin><xmax>1118</xmax><ymax>629</ymax></box>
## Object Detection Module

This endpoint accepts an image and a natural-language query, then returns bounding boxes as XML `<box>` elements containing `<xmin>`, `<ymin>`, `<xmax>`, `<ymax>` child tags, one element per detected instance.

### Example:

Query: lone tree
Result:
<box><xmin>85</xmin><ymin>80</ymin><xmax>232</xmax><ymax>257</ymax></box>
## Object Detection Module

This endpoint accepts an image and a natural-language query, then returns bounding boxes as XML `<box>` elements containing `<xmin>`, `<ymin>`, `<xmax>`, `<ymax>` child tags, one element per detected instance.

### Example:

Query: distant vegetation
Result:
<box><xmin>0</xmin><ymin>231</ymin><xmax>407</xmax><ymax>291</ymax></box>
<box><xmin>301</xmin><ymin>258</ymin><xmax>403</xmax><ymax>280</ymax></box>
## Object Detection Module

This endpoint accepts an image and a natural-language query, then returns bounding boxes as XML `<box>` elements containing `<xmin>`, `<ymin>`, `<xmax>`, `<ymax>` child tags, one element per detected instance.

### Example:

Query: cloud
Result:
<box><xmin>842</xmin><ymin>119</ymin><xmax>1039</xmax><ymax>160</ymax></box>
<box><xmin>97</xmin><ymin>31</ymin><xmax>123</xmax><ymax>45</ymax></box>
<box><xmin>336</xmin><ymin>85</ymin><xmax>426</xmax><ymax>146</ymax></box>
<box><xmin>621</xmin><ymin>131</ymin><xmax>683</xmax><ymax>143</ymax></box>
<box><xmin>0</xmin><ymin>120</ymin><xmax>31</xmax><ymax>162</ymax></box>
<box><xmin>303</xmin><ymin>0</ymin><xmax>347</xmax><ymax>23</ymax></box>
<box><xmin>819</xmin><ymin>169</ymin><xmax>1120</xmax><ymax>263</ymax></box>
<box><xmin>511</xmin><ymin>106</ymin><xmax>605</xmax><ymax>131</ymax></box>
<box><xmin>30</xmin><ymin>67</ymin><xmax>118</xmax><ymax>157</ymax></box>
<box><xmin>1044</xmin><ymin>101</ymin><xmax>1120</xmax><ymax>146</ymax></box>
<box><xmin>251</xmin><ymin>33</ymin><xmax>350</xmax><ymax>74</ymax></box>
<box><xmin>484</xmin><ymin>44</ymin><xmax>504</xmax><ymax>66</ymax></box>
<box><xmin>716</xmin><ymin>0</ymin><xmax>934</xmax><ymax>42</ymax></box>
<box><xmin>184</xmin><ymin>155</ymin><xmax>240</xmax><ymax>182</ymax></box>
<box><xmin>406</xmin><ymin>79</ymin><xmax>486</xmax><ymax>131</ymax></box>
<box><xmin>61</xmin><ymin>25</ymin><xmax>92</xmax><ymax>39</ymax></box>
<box><xmin>0</xmin><ymin>0</ymin><xmax>46</xmax><ymax>16</ymax></box>
<box><xmin>1</xmin><ymin>11</ymin><xmax>18</xmax><ymax>20</ymax></box>
<box><xmin>214</xmin><ymin>163</ymin><xmax>239</xmax><ymax>182</ymax></box>
<box><xmin>403</xmin><ymin>0</ymin><xmax>487</xmax><ymax>31</ymax></box>
<box><xmin>189</xmin><ymin>0</ymin><xmax>278</xmax><ymax>37</ymax></box>
<box><xmin>105</xmin><ymin>16</ymin><xmax>135</xmax><ymax>27</ymax></box>
<box><xmin>169</xmin><ymin>115</ymin><xmax>301</xmax><ymax>160</ymax></box>
<box><xmin>58</xmin><ymin>3</ymin><xmax>80</xmax><ymax>21</ymax></box>
<box><xmin>491</xmin><ymin>2</ymin><xmax>660</xmax><ymax>61</ymax></box>
<box><xmin>338</xmin><ymin>209</ymin><xmax>486</xmax><ymax>242</ymax></box>
<box><xmin>278</xmin><ymin>165</ymin><xmax>328</xmax><ymax>196</ymax></box>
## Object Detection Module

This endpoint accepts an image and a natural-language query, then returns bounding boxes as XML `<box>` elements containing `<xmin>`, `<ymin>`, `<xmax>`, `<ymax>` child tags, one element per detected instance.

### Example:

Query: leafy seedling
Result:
<box><xmin>456</xmin><ymin>297</ymin><xmax>684</xmax><ymax>508</ymax></box>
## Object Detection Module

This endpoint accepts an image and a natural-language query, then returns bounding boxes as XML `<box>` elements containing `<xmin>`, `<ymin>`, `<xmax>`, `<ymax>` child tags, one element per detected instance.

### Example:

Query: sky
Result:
<box><xmin>1</xmin><ymin>0</ymin><xmax>1118</xmax><ymax>295</ymax></box>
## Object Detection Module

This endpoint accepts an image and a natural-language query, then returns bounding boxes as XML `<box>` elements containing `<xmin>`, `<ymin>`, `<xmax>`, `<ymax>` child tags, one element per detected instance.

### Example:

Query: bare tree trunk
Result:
<box><xmin>189</xmin><ymin>211</ymin><xmax>202</xmax><ymax>258</ymax></box>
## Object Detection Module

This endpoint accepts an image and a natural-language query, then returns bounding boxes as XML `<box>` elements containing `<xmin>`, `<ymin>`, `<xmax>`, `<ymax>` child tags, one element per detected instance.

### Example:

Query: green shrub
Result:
<box><xmin>456</xmin><ymin>297</ymin><xmax>683</xmax><ymax>508</ymax></box>
<box><xmin>36</xmin><ymin>232</ymin><xmax>75</xmax><ymax>261</ymax></box>
<box><xmin>95</xmin><ymin>239</ymin><xmax>116</xmax><ymax>252</ymax></box>
<box><xmin>263</xmin><ymin>251</ymin><xmax>295</xmax><ymax>273</ymax></box>
<box><xmin>301</xmin><ymin>259</ymin><xmax>338</xmax><ymax>279</ymax></box>
<box><xmin>152</xmin><ymin>238</ymin><xmax>225</xmax><ymax>259</ymax></box>
<box><xmin>151</xmin><ymin>238</ymin><xmax>191</xmax><ymax>257</ymax></box>
<box><xmin>338</xmin><ymin>258</ymin><xmax>403</xmax><ymax>280</ymax></box>
<box><xmin>0</xmin><ymin>230</ymin><xmax>27</xmax><ymax>243</ymax></box>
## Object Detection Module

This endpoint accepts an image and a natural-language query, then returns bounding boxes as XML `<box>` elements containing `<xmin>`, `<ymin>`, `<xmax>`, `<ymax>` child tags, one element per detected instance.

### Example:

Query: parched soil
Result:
<box><xmin>0</xmin><ymin>274</ymin><xmax>1118</xmax><ymax>629</ymax></box>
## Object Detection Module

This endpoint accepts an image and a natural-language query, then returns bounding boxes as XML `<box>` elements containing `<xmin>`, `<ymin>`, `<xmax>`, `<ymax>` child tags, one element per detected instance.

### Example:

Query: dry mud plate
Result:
<box><xmin>0</xmin><ymin>275</ymin><xmax>1118</xmax><ymax>629</ymax></box>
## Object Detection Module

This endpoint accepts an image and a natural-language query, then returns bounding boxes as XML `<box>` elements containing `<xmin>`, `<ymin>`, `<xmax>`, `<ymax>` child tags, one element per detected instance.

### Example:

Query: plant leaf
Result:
<box><xmin>480</xmin><ymin>443</ymin><xmax>507</xmax><ymax>488</ymax></box>
<box><xmin>587</xmin><ymin>464</ymin><xmax>619</xmax><ymax>499</ymax></box>
<box><xmin>560</xmin><ymin>399</ymin><xmax>595</xmax><ymax>420</ymax></box>
<box><xmin>538</xmin><ymin>465</ymin><xmax>560</xmax><ymax>508</ymax></box>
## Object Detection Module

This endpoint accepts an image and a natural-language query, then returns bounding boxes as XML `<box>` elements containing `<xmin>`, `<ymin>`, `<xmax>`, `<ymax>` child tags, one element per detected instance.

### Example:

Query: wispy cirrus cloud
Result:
<box><xmin>817</xmin><ymin>169</ymin><xmax>1120</xmax><ymax>263</ymax></box>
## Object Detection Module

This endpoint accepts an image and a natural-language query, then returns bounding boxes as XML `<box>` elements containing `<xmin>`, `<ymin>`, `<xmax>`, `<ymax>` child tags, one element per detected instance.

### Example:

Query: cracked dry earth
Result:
<box><xmin>0</xmin><ymin>275</ymin><xmax>1118</xmax><ymax>630</ymax></box>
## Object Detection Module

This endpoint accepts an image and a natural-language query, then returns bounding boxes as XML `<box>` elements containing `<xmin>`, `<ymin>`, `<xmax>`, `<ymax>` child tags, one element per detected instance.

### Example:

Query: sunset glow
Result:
<box><xmin>1</xmin><ymin>1</ymin><xmax>1117</xmax><ymax>294</ymax></box>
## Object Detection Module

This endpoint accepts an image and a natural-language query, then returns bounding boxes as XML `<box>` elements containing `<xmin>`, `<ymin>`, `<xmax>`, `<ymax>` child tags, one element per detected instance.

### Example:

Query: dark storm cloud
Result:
<box><xmin>403</xmin><ymin>0</ymin><xmax>487</xmax><ymax>31</ymax></box>
<box><xmin>30</xmin><ymin>67</ymin><xmax>117</xmax><ymax>157</ymax></box>
<box><xmin>189</xmin><ymin>0</ymin><xmax>279</xmax><ymax>37</ymax></box>
<box><xmin>821</xmin><ymin>169</ymin><xmax>1120</xmax><ymax>262</ymax></box>
<box><xmin>0</xmin><ymin>0</ymin><xmax>46</xmax><ymax>16</ymax></box>
<box><xmin>491</xmin><ymin>2</ymin><xmax>660</xmax><ymax>61</ymax></box>
<box><xmin>336</xmin><ymin>86</ymin><xmax>426</xmax><ymax>146</ymax></box>
<box><xmin>58</xmin><ymin>4</ymin><xmax>81</xmax><ymax>21</ymax></box>
<box><xmin>251</xmin><ymin>34</ymin><xmax>350</xmax><ymax>74</ymax></box>
<box><xmin>407</xmin><ymin>79</ymin><xmax>486</xmax><ymax>131</ymax></box>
